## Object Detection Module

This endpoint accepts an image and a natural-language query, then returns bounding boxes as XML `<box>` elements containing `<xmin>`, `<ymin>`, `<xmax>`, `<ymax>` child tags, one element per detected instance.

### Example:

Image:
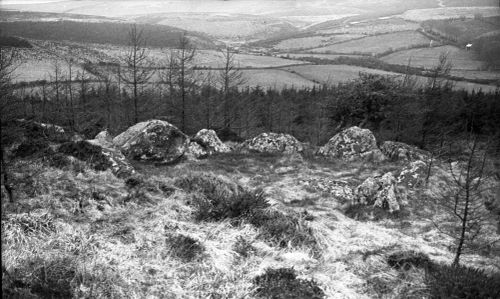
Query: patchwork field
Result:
<box><xmin>310</xmin><ymin>31</ymin><xmax>431</xmax><ymax>55</ymax></box>
<box><xmin>282</xmin><ymin>64</ymin><xmax>499</xmax><ymax>93</ymax></box>
<box><xmin>239</xmin><ymin>69</ymin><xmax>317</xmax><ymax>90</ymax></box>
<box><xmin>283</xmin><ymin>65</ymin><xmax>400</xmax><ymax>85</ymax></box>
<box><xmin>400</xmin><ymin>6</ymin><xmax>500</xmax><ymax>21</ymax></box>
<box><xmin>314</xmin><ymin>18</ymin><xmax>420</xmax><ymax>35</ymax></box>
<box><xmin>450</xmin><ymin>70</ymin><xmax>500</xmax><ymax>82</ymax></box>
<box><xmin>12</xmin><ymin>60</ymin><xmax>89</xmax><ymax>83</ymax></box>
<box><xmin>380</xmin><ymin>45</ymin><xmax>486</xmax><ymax>70</ymax></box>
<box><xmin>273</xmin><ymin>34</ymin><xmax>366</xmax><ymax>51</ymax></box>
<box><xmin>276</xmin><ymin>53</ymin><xmax>365</xmax><ymax>60</ymax></box>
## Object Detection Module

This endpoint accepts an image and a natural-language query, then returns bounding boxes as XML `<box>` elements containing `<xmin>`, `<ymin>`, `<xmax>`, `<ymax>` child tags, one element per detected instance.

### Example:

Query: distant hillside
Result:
<box><xmin>422</xmin><ymin>16</ymin><xmax>500</xmax><ymax>68</ymax></box>
<box><xmin>0</xmin><ymin>19</ymin><xmax>217</xmax><ymax>49</ymax></box>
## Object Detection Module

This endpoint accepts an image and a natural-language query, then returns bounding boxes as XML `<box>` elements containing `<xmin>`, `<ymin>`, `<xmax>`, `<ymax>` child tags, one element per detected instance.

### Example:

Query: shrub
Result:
<box><xmin>176</xmin><ymin>174</ymin><xmax>267</xmax><ymax>221</ymax></box>
<box><xmin>13</xmin><ymin>139</ymin><xmax>49</xmax><ymax>158</ymax></box>
<box><xmin>124</xmin><ymin>176</ymin><xmax>145</xmax><ymax>189</ymax></box>
<box><xmin>3</xmin><ymin>256</ymin><xmax>77</xmax><ymax>298</ymax></box>
<box><xmin>175</xmin><ymin>173</ymin><xmax>242</xmax><ymax>197</ymax></box>
<box><xmin>425</xmin><ymin>264</ymin><xmax>500</xmax><ymax>299</ymax></box>
<box><xmin>387</xmin><ymin>251</ymin><xmax>431</xmax><ymax>271</ymax></box>
<box><xmin>253</xmin><ymin>268</ymin><xmax>325</xmax><ymax>299</ymax></box>
<box><xmin>177</xmin><ymin>173</ymin><xmax>317</xmax><ymax>251</ymax></box>
<box><xmin>232</xmin><ymin>236</ymin><xmax>256</xmax><ymax>257</ymax></box>
<box><xmin>165</xmin><ymin>233</ymin><xmax>205</xmax><ymax>262</ymax></box>
<box><xmin>44</xmin><ymin>152</ymin><xmax>72</xmax><ymax>169</ymax></box>
<box><xmin>195</xmin><ymin>189</ymin><xmax>269</xmax><ymax>221</ymax></box>
<box><xmin>58</xmin><ymin>141</ymin><xmax>111</xmax><ymax>171</ymax></box>
<box><xmin>248</xmin><ymin>210</ymin><xmax>317</xmax><ymax>249</ymax></box>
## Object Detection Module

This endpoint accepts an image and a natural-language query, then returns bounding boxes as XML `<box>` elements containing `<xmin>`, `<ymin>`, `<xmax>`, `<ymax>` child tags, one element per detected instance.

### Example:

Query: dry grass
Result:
<box><xmin>2</xmin><ymin>153</ymin><xmax>499</xmax><ymax>298</ymax></box>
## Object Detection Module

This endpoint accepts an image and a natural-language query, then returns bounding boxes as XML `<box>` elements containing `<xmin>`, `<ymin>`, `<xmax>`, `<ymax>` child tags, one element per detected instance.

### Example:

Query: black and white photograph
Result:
<box><xmin>1</xmin><ymin>0</ymin><xmax>500</xmax><ymax>298</ymax></box>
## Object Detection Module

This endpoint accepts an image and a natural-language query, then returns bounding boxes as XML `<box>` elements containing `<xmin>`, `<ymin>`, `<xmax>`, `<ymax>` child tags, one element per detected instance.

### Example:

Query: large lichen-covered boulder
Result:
<box><xmin>59</xmin><ymin>140</ymin><xmax>134</xmax><ymax>177</ymax></box>
<box><xmin>238</xmin><ymin>132</ymin><xmax>303</xmax><ymax>154</ymax></box>
<box><xmin>193</xmin><ymin>129</ymin><xmax>230</xmax><ymax>154</ymax></box>
<box><xmin>380</xmin><ymin>141</ymin><xmax>429</xmax><ymax>162</ymax></box>
<box><xmin>317</xmin><ymin>126</ymin><xmax>386</xmax><ymax>161</ymax></box>
<box><xmin>354</xmin><ymin>172</ymin><xmax>406</xmax><ymax>212</ymax></box>
<box><xmin>113</xmin><ymin>120</ymin><xmax>189</xmax><ymax>164</ymax></box>
<box><xmin>398</xmin><ymin>160</ymin><xmax>428</xmax><ymax>189</ymax></box>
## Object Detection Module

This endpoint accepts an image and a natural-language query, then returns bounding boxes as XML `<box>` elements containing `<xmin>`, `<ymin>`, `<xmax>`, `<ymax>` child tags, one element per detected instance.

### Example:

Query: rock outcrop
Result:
<box><xmin>239</xmin><ymin>132</ymin><xmax>304</xmax><ymax>154</ymax></box>
<box><xmin>58</xmin><ymin>140</ymin><xmax>134</xmax><ymax>177</ymax></box>
<box><xmin>93</xmin><ymin>130</ymin><xmax>114</xmax><ymax>147</ymax></box>
<box><xmin>185</xmin><ymin>142</ymin><xmax>209</xmax><ymax>160</ymax></box>
<box><xmin>113</xmin><ymin>120</ymin><xmax>189</xmax><ymax>164</ymax></box>
<box><xmin>193</xmin><ymin>129</ymin><xmax>231</xmax><ymax>154</ymax></box>
<box><xmin>380</xmin><ymin>141</ymin><xmax>429</xmax><ymax>162</ymax></box>
<box><xmin>317</xmin><ymin>126</ymin><xmax>385</xmax><ymax>161</ymax></box>
<box><xmin>300</xmin><ymin>178</ymin><xmax>354</xmax><ymax>202</ymax></box>
<box><xmin>397</xmin><ymin>160</ymin><xmax>428</xmax><ymax>189</ymax></box>
<box><xmin>354</xmin><ymin>172</ymin><xmax>406</xmax><ymax>212</ymax></box>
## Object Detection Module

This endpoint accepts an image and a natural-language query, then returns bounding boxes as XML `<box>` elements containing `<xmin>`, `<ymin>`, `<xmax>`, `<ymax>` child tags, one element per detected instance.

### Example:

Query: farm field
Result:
<box><xmin>380</xmin><ymin>45</ymin><xmax>486</xmax><ymax>70</ymax></box>
<box><xmin>273</xmin><ymin>34</ymin><xmax>365</xmax><ymax>51</ymax></box>
<box><xmin>276</xmin><ymin>53</ymin><xmax>365</xmax><ymax>60</ymax></box>
<box><xmin>283</xmin><ymin>64</ymin><xmax>402</xmax><ymax>85</ymax></box>
<box><xmin>282</xmin><ymin>64</ymin><xmax>499</xmax><ymax>92</ymax></box>
<box><xmin>450</xmin><ymin>70</ymin><xmax>500</xmax><ymax>82</ymax></box>
<box><xmin>314</xmin><ymin>18</ymin><xmax>420</xmax><ymax>35</ymax></box>
<box><xmin>309</xmin><ymin>31</ymin><xmax>431</xmax><ymax>55</ymax></box>
<box><xmin>92</xmin><ymin>46</ymin><xmax>308</xmax><ymax>68</ymax></box>
<box><xmin>442</xmin><ymin>0</ymin><xmax>498</xmax><ymax>6</ymax></box>
<box><xmin>450</xmin><ymin>80</ymin><xmax>499</xmax><ymax>92</ymax></box>
<box><xmin>400</xmin><ymin>6</ymin><xmax>500</xmax><ymax>21</ymax></box>
<box><xmin>12</xmin><ymin>60</ymin><xmax>88</xmax><ymax>83</ymax></box>
<box><xmin>238</xmin><ymin>69</ymin><xmax>317</xmax><ymax>90</ymax></box>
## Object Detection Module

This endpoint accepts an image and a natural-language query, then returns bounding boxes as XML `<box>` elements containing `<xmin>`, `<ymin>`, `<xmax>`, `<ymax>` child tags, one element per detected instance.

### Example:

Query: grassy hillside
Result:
<box><xmin>2</xmin><ymin>150</ymin><xmax>499</xmax><ymax>298</ymax></box>
<box><xmin>0</xmin><ymin>19</ymin><xmax>216</xmax><ymax>49</ymax></box>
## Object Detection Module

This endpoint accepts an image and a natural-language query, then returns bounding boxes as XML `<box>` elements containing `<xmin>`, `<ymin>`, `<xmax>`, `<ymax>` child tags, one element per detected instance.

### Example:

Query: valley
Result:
<box><xmin>1</xmin><ymin>0</ymin><xmax>499</xmax><ymax>92</ymax></box>
<box><xmin>1</xmin><ymin>2</ymin><xmax>500</xmax><ymax>298</ymax></box>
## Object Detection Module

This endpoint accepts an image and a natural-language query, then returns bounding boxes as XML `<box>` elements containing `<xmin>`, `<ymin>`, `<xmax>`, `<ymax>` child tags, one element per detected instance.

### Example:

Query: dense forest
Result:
<box><xmin>5</xmin><ymin>63</ymin><xmax>500</xmax><ymax>153</ymax></box>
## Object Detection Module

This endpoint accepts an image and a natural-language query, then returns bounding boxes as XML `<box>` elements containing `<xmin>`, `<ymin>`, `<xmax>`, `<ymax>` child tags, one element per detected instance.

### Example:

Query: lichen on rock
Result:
<box><xmin>317</xmin><ymin>126</ymin><xmax>386</xmax><ymax>161</ymax></box>
<box><xmin>354</xmin><ymin>172</ymin><xmax>406</xmax><ymax>212</ymax></box>
<box><xmin>238</xmin><ymin>132</ymin><xmax>304</xmax><ymax>154</ymax></box>
<box><xmin>193</xmin><ymin>129</ymin><xmax>231</xmax><ymax>154</ymax></box>
<box><xmin>113</xmin><ymin>120</ymin><xmax>189</xmax><ymax>164</ymax></box>
<box><xmin>398</xmin><ymin>160</ymin><xmax>428</xmax><ymax>189</ymax></box>
<box><xmin>380</xmin><ymin>141</ymin><xmax>429</xmax><ymax>162</ymax></box>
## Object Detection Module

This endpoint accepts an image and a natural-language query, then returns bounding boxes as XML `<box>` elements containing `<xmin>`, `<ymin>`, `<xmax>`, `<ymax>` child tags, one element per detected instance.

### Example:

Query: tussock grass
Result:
<box><xmin>2</xmin><ymin>152</ymin><xmax>499</xmax><ymax>298</ymax></box>
<box><xmin>253</xmin><ymin>267</ymin><xmax>326</xmax><ymax>299</ymax></box>
<box><xmin>165</xmin><ymin>233</ymin><xmax>205</xmax><ymax>262</ymax></box>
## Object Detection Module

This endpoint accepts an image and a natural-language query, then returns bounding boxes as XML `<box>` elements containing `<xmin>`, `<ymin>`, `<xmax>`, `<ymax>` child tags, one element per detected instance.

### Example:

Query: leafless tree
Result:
<box><xmin>427</xmin><ymin>51</ymin><xmax>453</xmax><ymax>90</ymax></box>
<box><xmin>50</xmin><ymin>59</ymin><xmax>63</xmax><ymax>120</ymax></box>
<box><xmin>218</xmin><ymin>47</ymin><xmax>246</xmax><ymax>128</ymax></box>
<box><xmin>0</xmin><ymin>47</ymin><xmax>20</xmax><ymax>202</ymax></box>
<box><xmin>433</xmin><ymin>136</ymin><xmax>500</xmax><ymax>266</ymax></box>
<box><xmin>159</xmin><ymin>49</ymin><xmax>180</xmax><ymax>118</ymax></box>
<box><xmin>120</xmin><ymin>24</ymin><xmax>154</xmax><ymax>124</ymax></box>
<box><xmin>64</xmin><ymin>56</ymin><xmax>76</xmax><ymax>129</ymax></box>
<box><xmin>175</xmin><ymin>34</ymin><xmax>196</xmax><ymax>132</ymax></box>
